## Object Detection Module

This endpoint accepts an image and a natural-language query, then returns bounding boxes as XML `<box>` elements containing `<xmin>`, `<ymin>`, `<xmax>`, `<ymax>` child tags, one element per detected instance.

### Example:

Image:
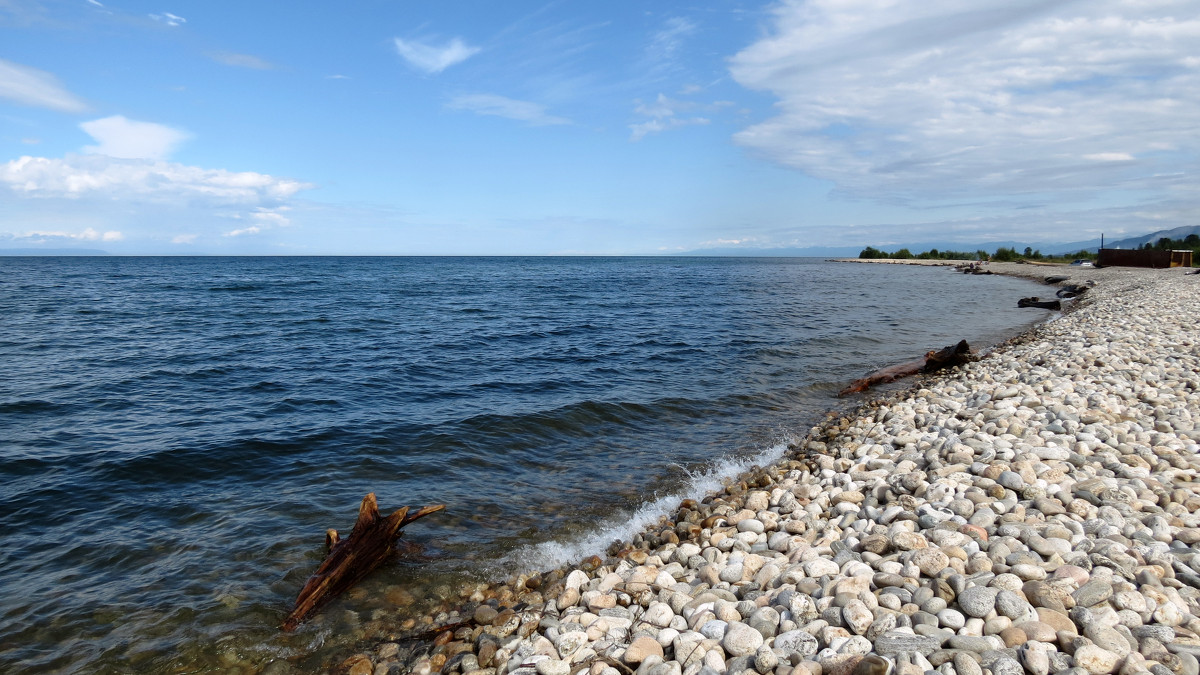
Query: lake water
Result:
<box><xmin>0</xmin><ymin>257</ymin><xmax>1049</xmax><ymax>672</ymax></box>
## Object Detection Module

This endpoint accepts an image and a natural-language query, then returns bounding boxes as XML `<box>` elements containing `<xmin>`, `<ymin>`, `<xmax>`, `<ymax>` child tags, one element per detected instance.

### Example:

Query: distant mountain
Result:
<box><xmin>675</xmin><ymin>225</ymin><xmax>1199</xmax><ymax>258</ymax></box>
<box><xmin>676</xmin><ymin>245</ymin><xmax>864</xmax><ymax>257</ymax></box>
<box><xmin>1100</xmin><ymin>225</ymin><xmax>1200</xmax><ymax>250</ymax></box>
<box><xmin>0</xmin><ymin>248</ymin><xmax>110</xmax><ymax>256</ymax></box>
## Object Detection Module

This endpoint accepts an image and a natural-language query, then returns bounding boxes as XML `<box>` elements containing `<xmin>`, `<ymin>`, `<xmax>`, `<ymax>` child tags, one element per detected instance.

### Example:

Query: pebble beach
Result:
<box><xmin>333</xmin><ymin>263</ymin><xmax>1200</xmax><ymax>675</ymax></box>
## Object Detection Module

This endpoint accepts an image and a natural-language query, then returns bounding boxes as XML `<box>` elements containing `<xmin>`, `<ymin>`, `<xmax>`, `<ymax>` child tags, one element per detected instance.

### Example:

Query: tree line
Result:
<box><xmin>860</xmin><ymin>233</ymin><xmax>1200</xmax><ymax>264</ymax></box>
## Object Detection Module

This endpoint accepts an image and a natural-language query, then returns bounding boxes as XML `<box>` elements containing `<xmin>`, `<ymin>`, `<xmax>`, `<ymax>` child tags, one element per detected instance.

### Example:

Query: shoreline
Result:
<box><xmin>327</xmin><ymin>264</ymin><xmax>1200</xmax><ymax>675</ymax></box>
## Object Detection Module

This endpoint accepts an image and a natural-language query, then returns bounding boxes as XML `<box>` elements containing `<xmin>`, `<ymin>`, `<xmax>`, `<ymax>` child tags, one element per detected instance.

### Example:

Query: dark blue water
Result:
<box><xmin>0</xmin><ymin>257</ymin><xmax>1048</xmax><ymax>672</ymax></box>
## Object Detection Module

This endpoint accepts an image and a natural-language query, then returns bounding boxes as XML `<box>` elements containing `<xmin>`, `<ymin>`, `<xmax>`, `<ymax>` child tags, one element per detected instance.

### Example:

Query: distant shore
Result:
<box><xmin>334</xmin><ymin>263</ymin><xmax>1200</xmax><ymax>675</ymax></box>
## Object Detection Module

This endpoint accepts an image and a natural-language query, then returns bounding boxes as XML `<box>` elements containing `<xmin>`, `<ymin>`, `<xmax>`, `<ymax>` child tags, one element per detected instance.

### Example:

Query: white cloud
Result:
<box><xmin>1084</xmin><ymin>153</ymin><xmax>1135</xmax><ymax>162</ymax></box>
<box><xmin>729</xmin><ymin>0</ymin><xmax>1200</xmax><ymax>203</ymax></box>
<box><xmin>0</xmin><ymin>58</ymin><xmax>88</xmax><ymax>112</ymax></box>
<box><xmin>250</xmin><ymin>205</ymin><xmax>292</xmax><ymax>226</ymax></box>
<box><xmin>393</xmin><ymin>37</ymin><xmax>480</xmax><ymax>74</ymax></box>
<box><xmin>0</xmin><ymin>154</ymin><xmax>311</xmax><ymax>201</ymax></box>
<box><xmin>630</xmin><ymin>116</ymin><xmax>709</xmax><ymax>142</ymax></box>
<box><xmin>11</xmin><ymin>227</ymin><xmax>122</xmax><ymax>242</ymax></box>
<box><xmin>447</xmin><ymin>94</ymin><xmax>569</xmax><ymax>126</ymax></box>
<box><xmin>150</xmin><ymin>12</ymin><xmax>185</xmax><ymax>27</ymax></box>
<box><xmin>225</xmin><ymin>226</ymin><xmax>261</xmax><ymax>237</ymax></box>
<box><xmin>209</xmin><ymin>52</ymin><xmax>273</xmax><ymax>70</ymax></box>
<box><xmin>629</xmin><ymin>93</ymin><xmax>713</xmax><ymax>140</ymax></box>
<box><xmin>80</xmin><ymin>115</ymin><xmax>190</xmax><ymax>160</ymax></box>
<box><xmin>172</xmin><ymin>234</ymin><xmax>197</xmax><ymax>244</ymax></box>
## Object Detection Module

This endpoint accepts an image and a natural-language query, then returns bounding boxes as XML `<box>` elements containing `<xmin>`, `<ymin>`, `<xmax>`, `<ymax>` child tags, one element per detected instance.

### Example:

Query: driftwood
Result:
<box><xmin>1056</xmin><ymin>284</ymin><xmax>1090</xmax><ymax>299</ymax></box>
<box><xmin>1017</xmin><ymin>296</ymin><xmax>1062</xmax><ymax>310</ymax></box>
<box><xmin>839</xmin><ymin>340</ymin><xmax>973</xmax><ymax>396</ymax></box>
<box><xmin>282</xmin><ymin>493</ymin><xmax>444</xmax><ymax>631</ymax></box>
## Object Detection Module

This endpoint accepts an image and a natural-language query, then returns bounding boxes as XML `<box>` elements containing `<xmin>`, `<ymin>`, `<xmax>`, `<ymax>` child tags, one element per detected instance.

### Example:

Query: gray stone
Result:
<box><xmin>947</xmin><ymin>636</ymin><xmax>1000</xmax><ymax>653</ymax></box>
<box><xmin>989</xmin><ymin>655</ymin><xmax>1024</xmax><ymax>675</ymax></box>
<box><xmin>754</xmin><ymin>646</ymin><xmax>779</xmax><ymax>674</ymax></box>
<box><xmin>995</xmin><ymin>590</ymin><xmax>1034</xmax><ymax>621</ymax></box>
<box><xmin>953</xmin><ymin>652</ymin><xmax>982</xmax><ymax>675</ymax></box>
<box><xmin>1073</xmin><ymin>580</ymin><xmax>1113</xmax><ymax>608</ymax></box>
<box><xmin>874</xmin><ymin>631</ymin><xmax>943</xmax><ymax>657</ymax></box>
<box><xmin>772</xmin><ymin>629</ymin><xmax>818</xmax><ymax>658</ymax></box>
<box><xmin>957</xmin><ymin>586</ymin><xmax>1000</xmax><ymax>618</ymax></box>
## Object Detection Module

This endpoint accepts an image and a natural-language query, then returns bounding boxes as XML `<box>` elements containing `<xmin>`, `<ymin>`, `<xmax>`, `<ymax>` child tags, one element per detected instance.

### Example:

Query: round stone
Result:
<box><xmin>957</xmin><ymin>586</ymin><xmax>1000</xmax><ymax>618</ymax></box>
<box><xmin>911</xmin><ymin>548</ymin><xmax>950</xmax><ymax>577</ymax></box>
<box><xmin>937</xmin><ymin>608</ymin><xmax>966</xmax><ymax>630</ymax></box>
<box><xmin>723</xmin><ymin>621</ymin><xmax>765</xmax><ymax>657</ymax></box>
<box><xmin>1073</xmin><ymin>645</ymin><xmax>1120</xmax><ymax>675</ymax></box>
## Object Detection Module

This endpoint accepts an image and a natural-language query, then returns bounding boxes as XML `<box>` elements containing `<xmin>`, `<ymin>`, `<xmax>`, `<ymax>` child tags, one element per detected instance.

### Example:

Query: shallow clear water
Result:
<box><xmin>0</xmin><ymin>257</ymin><xmax>1048</xmax><ymax>672</ymax></box>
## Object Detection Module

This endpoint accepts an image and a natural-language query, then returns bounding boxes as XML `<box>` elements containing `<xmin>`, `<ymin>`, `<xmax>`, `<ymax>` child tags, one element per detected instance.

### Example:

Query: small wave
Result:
<box><xmin>0</xmin><ymin>399</ymin><xmax>65</xmax><ymax>415</ymax></box>
<box><xmin>490</xmin><ymin>438</ymin><xmax>792</xmax><ymax>575</ymax></box>
<box><xmin>207</xmin><ymin>285</ymin><xmax>265</xmax><ymax>292</ymax></box>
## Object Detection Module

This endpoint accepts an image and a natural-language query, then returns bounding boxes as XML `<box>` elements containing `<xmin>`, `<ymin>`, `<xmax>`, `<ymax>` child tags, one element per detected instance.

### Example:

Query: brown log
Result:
<box><xmin>282</xmin><ymin>493</ymin><xmax>444</xmax><ymax>631</ymax></box>
<box><xmin>839</xmin><ymin>340</ymin><xmax>974</xmax><ymax>397</ymax></box>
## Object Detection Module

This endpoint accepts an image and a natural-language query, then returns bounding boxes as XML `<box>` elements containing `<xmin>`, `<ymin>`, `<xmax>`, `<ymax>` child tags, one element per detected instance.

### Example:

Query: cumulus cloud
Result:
<box><xmin>393</xmin><ymin>37</ymin><xmax>480</xmax><ymax>74</ymax></box>
<box><xmin>80</xmin><ymin>115</ymin><xmax>190</xmax><ymax>160</ymax></box>
<box><xmin>209</xmin><ymin>51</ymin><xmax>274</xmax><ymax>70</ymax></box>
<box><xmin>0</xmin><ymin>58</ymin><xmax>88</xmax><ymax>112</ymax></box>
<box><xmin>729</xmin><ymin>0</ymin><xmax>1200</xmax><ymax>202</ymax></box>
<box><xmin>447</xmin><ymin>94</ymin><xmax>569</xmax><ymax>126</ymax></box>
<box><xmin>0</xmin><ymin>154</ymin><xmax>311</xmax><ymax>201</ymax></box>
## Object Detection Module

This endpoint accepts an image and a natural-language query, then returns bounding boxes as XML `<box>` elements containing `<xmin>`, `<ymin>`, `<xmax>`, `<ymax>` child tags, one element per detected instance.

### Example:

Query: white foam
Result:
<box><xmin>491</xmin><ymin>437</ymin><xmax>794</xmax><ymax>576</ymax></box>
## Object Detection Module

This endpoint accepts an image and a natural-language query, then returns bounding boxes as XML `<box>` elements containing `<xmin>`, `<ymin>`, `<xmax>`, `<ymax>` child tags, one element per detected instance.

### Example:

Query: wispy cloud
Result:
<box><xmin>447</xmin><ymin>94</ymin><xmax>569</xmax><ymax>126</ymax></box>
<box><xmin>209</xmin><ymin>51</ymin><xmax>273</xmax><ymax>70</ymax></box>
<box><xmin>149</xmin><ymin>12</ymin><xmax>185</xmax><ymax>27</ymax></box>
<box><xmin>393</xmin><ymin>37</ymin><xmax>480</xmax><ymax>74</ymax></box>
<box><xmin>642</xmin><ymin>17</ymin><xmax>697</xmax><ymax>80</ymax></box>
<box><xmin>729</xmin><ymin>0</ymin><xmax>1200</xmax><ymax>204</ymax></box>
<box><xmin>0</xmin><ymin>58</ymin><xmax>88</xmax><ymax>112</ymax></box>
<box><xmin>80</xmin><ymin>115</ymin><xmax>190</xmax><ymax>161</ymax></box>
<box><xmin>630</xmin><ymin>116</ymin><xmax>709</xmax><ymax>142</ymax></box>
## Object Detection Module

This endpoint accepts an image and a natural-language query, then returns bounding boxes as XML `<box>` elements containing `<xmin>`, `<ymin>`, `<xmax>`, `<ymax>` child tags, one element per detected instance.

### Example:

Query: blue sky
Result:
<box><xmin>1</xmin><ymin>0</ymin><xmax>1197</xmax><ymax>255</ymax></box>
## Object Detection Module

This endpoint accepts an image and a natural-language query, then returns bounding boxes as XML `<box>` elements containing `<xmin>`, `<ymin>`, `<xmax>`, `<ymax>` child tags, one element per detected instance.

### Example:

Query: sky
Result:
<box><xmin>0</xmin><ymin>0</ymin><xmax>1197</xmax><ymax>255</ymax></box>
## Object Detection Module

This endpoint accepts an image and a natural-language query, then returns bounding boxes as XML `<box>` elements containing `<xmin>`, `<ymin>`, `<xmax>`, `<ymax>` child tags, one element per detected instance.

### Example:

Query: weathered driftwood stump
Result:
<box><xmin>282</xmin><ymin>493</ymin><xmax>444</xmax><ymax>631</ymax></box>
<box><xmin>1017</xmin><ymin>296</ymin><xmax>1062</xmax><ymax>310</ymax></box>
<box><xmin>839</xmin><ymin>340</ymin><xmax>974</xmax><ymax>397</ymax></box>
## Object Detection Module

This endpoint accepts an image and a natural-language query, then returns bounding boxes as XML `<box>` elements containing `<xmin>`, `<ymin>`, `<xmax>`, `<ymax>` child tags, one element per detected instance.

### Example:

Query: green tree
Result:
<box><xmin>1185</xmin><ymin>234</ymin><xmax>1199</xmax><ymax>246</ymax></box>
<box><xmin>976</xmin><ymin>250</ymin><xmax>989</xmax><ymax>261</ymax></box>
<box><xmin>891</xmin><ymin>248</ymin><xmax>914</xmax><ymax>259</ymax></box>
<box><xmin>992</xmin><ymin>247</ymin><xmax>1019</xmax><ymax>261</ymax></box>
<box><xmin>859</xmin><ymin>246</ymin><xmax>887</xmax><ymax>259</ymax></box>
